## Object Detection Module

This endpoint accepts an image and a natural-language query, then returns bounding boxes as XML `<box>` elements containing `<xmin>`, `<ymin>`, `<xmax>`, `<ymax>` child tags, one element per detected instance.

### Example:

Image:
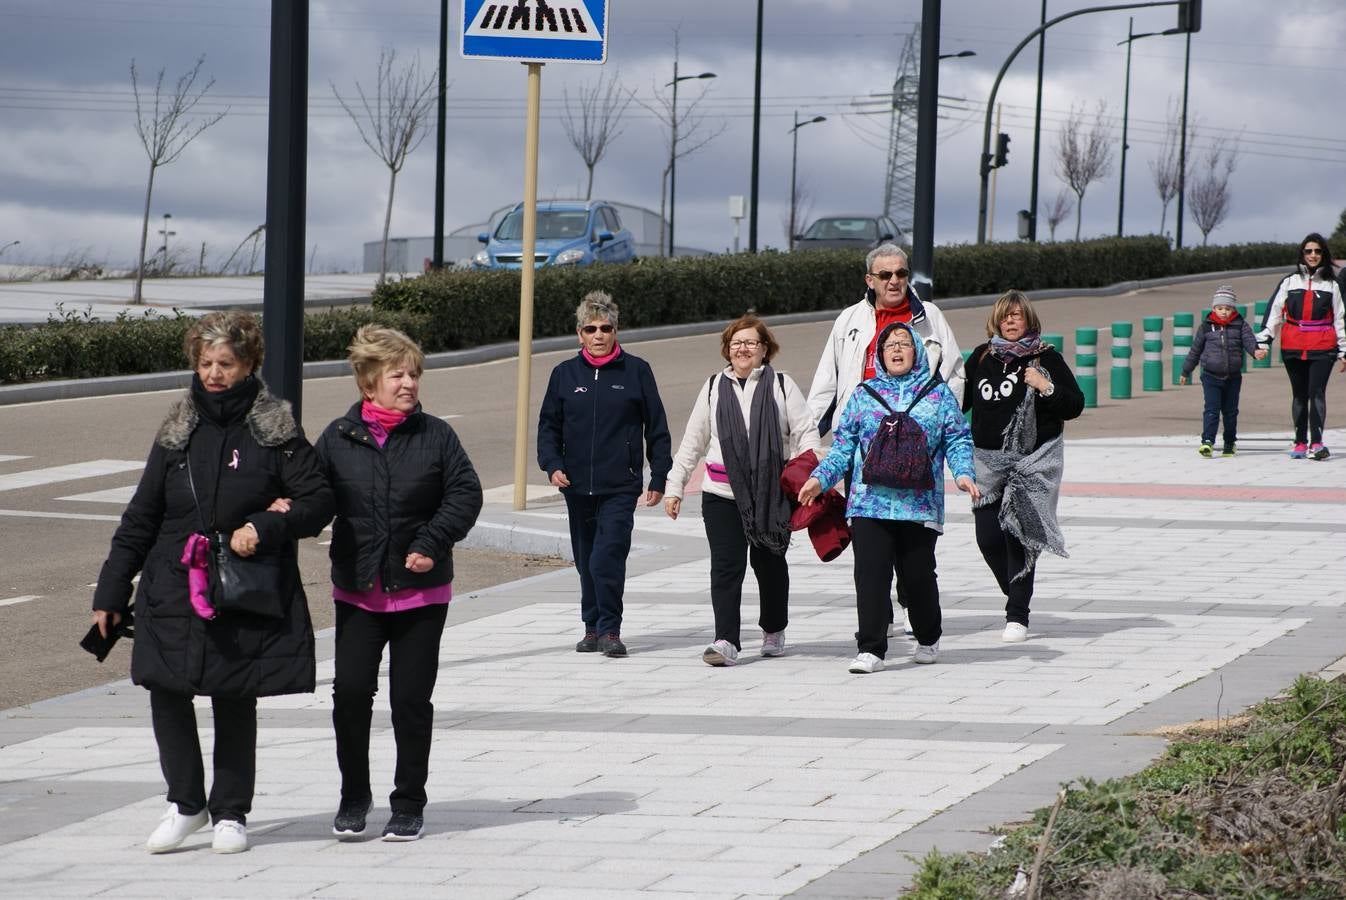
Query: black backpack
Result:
<box><xmin>857</xmin><ymin>377</ymin><xmax>942</xmax><ymax>491</ymax></box>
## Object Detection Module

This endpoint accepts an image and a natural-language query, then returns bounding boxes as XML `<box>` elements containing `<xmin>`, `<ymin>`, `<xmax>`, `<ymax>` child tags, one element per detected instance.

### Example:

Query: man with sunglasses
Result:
<box><xmin>805</xmin><ymin>243</ymin><xmax>964</xmax><ymax>636</ymax></box>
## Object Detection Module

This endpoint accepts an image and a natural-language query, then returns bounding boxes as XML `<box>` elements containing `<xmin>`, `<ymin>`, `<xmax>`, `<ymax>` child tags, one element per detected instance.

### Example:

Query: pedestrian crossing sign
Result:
<box><xmin>461</xmin><ymin>0</ymin><xmax>609</xmax><ymax>64</ymax></box>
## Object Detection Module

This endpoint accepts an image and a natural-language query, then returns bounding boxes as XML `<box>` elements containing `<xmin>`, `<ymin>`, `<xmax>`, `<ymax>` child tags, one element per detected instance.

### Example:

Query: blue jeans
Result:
<box><xmin>1200</xmin><ymin>372</ymin><xmax>1242</xmax><ymax>448</ymax></box>
<box><xmin>564</xmin><ymin>491</ymin><xmax>638</xmax><ymax>636</ymax></box>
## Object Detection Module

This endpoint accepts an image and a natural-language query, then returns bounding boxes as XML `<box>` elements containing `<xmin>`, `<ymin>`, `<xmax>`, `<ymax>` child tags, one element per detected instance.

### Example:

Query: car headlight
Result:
<box><xmin>553</xmin><ymin>248</ymin><xmax>587</xmax><ymax>266</ymax></box>
<box><xmin>473</xmin><ymin>249</ymin><xmax>490</xmax><ymax>266</ymax></box>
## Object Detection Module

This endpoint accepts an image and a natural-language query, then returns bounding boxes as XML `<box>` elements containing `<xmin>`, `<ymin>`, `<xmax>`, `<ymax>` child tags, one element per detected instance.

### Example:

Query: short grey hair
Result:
<box><xmin>575</xmin><ymin>290</ymin><xmax>619</xmax><ymax>329</ymax></box>
<box><xmin>865</xmin><ymin>243</ymin><xmax>908</xmax><ymax>273</ymax></box>
<box><xmin>184</xmin><ymin>310</ymin><xmax>264</xmax><ymax>371</ymax></box>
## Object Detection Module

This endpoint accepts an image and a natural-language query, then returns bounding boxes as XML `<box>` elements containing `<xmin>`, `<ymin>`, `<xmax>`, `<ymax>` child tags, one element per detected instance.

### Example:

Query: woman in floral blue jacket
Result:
<box><xmin>799</xmin><ymin>321</ymin><xmax>978</xmax><ymax>674</ymax></box>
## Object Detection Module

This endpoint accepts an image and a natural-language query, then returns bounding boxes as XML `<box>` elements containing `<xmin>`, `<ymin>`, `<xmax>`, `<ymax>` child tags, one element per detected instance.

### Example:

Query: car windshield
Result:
<box><xmin>802</xmin><ymin>218</ymin><xmax>879</xmax><ymax>241</ymax></box>
<box><xmin>494</xmin><ymin>210</ymin><xmax>590</xmax><ymax>241</ymax></box>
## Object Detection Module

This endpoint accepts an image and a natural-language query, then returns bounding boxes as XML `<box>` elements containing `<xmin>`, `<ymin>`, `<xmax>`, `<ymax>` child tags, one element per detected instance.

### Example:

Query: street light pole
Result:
<box><xmin>788</xmin><ymin>112</ymin><xmax>826</xmax><ymax>251</ymax></box>
<box><xmin>748</xmin><ymin>0</ymin><xmax>764</xmax><ymax>253</ymax></box>
<box><xmin>1117</xmin><ymin>19</ymin><xmax>1165</xmax><ymax>237</ymax></box>
<box><xmin>1176</xmin><ymin>28</ymin><xmax>1191</xmax><ymax>248</ymax></box>
<box><xmin>666</xmin><ymin>65</ymin><xmax>715</xmax><ymax>258</ymax></box>
<box><xmin>1028</xmin><ymin>0</ymin><xmax>1046</xmax><ymax>242</ymax></box>
<box><xmin>910</xmin><ymin>0</ymin><xmax>940</xmax><ymax>299</ymax></box>
<box><xmin>433</xmin><ymin>0</ymin><xmax>447</xmax><ymax>269</ymax></box>
<box><xmin>0</xmin><ymin>241</ymin><xmax>19</xmax><ymax>257</ymax></box>
<box><xmin>158</xmin><ymin>213</ymin><xmax>176</xmax><ymax>262</ymax></box>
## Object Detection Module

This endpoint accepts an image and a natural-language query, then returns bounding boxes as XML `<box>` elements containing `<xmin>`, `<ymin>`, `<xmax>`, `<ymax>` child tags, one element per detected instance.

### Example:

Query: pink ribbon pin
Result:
<box><xmin>228</xmin><ymin>449</ymin><xmax>240</xmax><ymax>470</ymax></box>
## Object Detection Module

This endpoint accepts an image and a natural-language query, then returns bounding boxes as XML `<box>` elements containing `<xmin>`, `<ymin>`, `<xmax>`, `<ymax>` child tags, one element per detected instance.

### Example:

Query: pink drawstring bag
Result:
<box><xmin>180</xmin><ymin>533</ymin><xmax>217</xmax><ymax>620</ymax></box>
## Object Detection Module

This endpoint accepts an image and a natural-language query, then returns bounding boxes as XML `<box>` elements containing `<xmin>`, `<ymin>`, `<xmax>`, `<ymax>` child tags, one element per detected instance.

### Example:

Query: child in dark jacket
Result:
<box><xmin>1180</xmin><ymin>285</ymin><xmax>1267</xmax><ymax>457</ymax></box>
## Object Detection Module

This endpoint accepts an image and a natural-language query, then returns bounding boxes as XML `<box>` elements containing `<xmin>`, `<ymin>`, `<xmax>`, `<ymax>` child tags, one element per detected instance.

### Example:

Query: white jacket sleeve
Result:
<box><xmin>782</xmin><ymin>374</ymin><xmax>825</xmax><ymax>458</ymax></box>
<box><xmin>1332</xmin><ymin>282</ymin><xmax>1346</xmax><ymax>358</ymax></box>
<box><xmin>665</xmin><ymin>377</ymin><xmax>715</xmax><ymax>501</ymax></box>
<box><xmin>806</xmin><ymin>321</ymin><xmax>841</xmax><ymax>432</ymax></box>
<box><xmin>923</xmin><ymin>306</ymin><xmax>965</xmax><ymax>400</ymax></box>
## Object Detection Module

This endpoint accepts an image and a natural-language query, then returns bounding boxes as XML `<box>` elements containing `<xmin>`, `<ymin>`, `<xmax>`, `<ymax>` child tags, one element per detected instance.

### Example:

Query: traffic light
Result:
<box><xmin>1177</xmin><ymin>0</ymin><xmax>1202</xmax><ymax>33</ymax></box>
<box><xmin>994</xmin><ymin>132</ymin><xmax>1011</xmax><ymax>168</ymax></box>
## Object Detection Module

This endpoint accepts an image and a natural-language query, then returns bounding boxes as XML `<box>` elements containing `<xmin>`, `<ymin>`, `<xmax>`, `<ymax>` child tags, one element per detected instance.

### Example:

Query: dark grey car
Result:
<box><xmin>793</xmin><ymin>215</ymin><xmax>903</xmax><ymax>251</ymax></box>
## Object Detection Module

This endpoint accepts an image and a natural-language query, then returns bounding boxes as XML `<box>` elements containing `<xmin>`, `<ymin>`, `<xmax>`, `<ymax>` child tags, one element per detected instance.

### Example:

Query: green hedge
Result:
<box><xmin>0</xmin><ymin>237</ymin><xmax>1303</xmax><ymax>385</ymax></box>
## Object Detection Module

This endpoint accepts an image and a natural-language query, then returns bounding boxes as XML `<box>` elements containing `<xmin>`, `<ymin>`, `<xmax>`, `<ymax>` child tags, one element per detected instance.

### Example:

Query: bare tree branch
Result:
<box><xmin>333</xmin><ymin>47</ymin><xmax>439</xmax><ymax>283</ymax></box>
<box><xmin>1054</xmin><ymin>100</ymin><xmax>1114</xmax><ymax>242</ymax></box>
<box><xmin>1188</xmin><ymin>134</ymin><xmax>1240</xmax><ymax>245</ymax></box>
<box><xmin>561</xmin><ymin>72</ymin><xmax>633</xmax><ymax>200</ymax></box>
<box><xmin>1148</xmin><ymin>98</ymin><xmax>1198</xmax><ymax>238</ymax></box>
<box><xmin>129</xmin><ymin>55</ymin><xmax>228</xmax><ymax>303</ymax></box>
<box><xmin>1045</xmin><ymin>188</ymin><xmax>1074</xmax><ymax>242</ymax></box>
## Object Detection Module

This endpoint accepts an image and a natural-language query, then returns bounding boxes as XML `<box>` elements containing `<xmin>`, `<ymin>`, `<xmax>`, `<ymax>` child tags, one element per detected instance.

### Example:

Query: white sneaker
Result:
<box><xmin>702</xmin><ymin>640</ymin><xmax>738</xmax><ymax>667</ymax></box>
<box><xmin>145</xmin><ymin>804</ymin><xmax>209</xmax><ymax>853</ymax></box>
<box><xmin>847</xmin><ymin>652</ymin><xmax>884</xmax><ymax>674</ymax></box>
<box><xmin>212</xmin><ymin>819</ymin><xmax>249</xmax><ymax>854</ymax></box>
<box><xmin>913</xmin><ymin>641</ymin><xmax>940</xmax><ymax>665</ymax></box>
<box><xmin>1003</xmin><ymin>623</ymin><xmax>1029</xmax><ymax>643</ymax></box>
<box><xmin>760</xmin><ymin>630</ymin><xmax>786</xmax><ymax>657</ymax></box>
<box><xmin>903</xmin><ymin>608</ymin><xmax>915</xmax><ymax>638</ymax></box>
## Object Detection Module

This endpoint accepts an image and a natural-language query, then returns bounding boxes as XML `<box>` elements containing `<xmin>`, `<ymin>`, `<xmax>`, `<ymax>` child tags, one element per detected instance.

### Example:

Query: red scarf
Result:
<box><xmin>361</xmin><ymin>400</ymin><xmax>409</xmax><ymax>448</ymax></box>
<box><xmin>582</xmin><ymin>343</ymin><xmax>622</xmax><ymax>367</ymax></box>
<box><xmin>1208</xmin><ymin>308</ymin><xmax>1237</xmax><ymax>326</ymax></box>
<box><xmin>864</xmin><ymin>304</ymin><xmax>913</xmax><ymax>379</ymax></box>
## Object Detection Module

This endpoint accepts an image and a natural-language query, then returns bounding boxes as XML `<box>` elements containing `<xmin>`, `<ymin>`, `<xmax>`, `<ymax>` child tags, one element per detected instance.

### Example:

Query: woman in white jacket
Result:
<box><xmin>664</xmin><ymin>315</ymin><xmax>823</xmax><ymax>666</ymax></box>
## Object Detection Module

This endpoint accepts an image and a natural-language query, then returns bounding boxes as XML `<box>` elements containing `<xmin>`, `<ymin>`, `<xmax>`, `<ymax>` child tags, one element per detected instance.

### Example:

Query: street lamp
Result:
<box><xmin>1117</xmin><ymin>18</ymin><xmax>1167</xmax><ymax>236</ymax></box>
<box><xmin>666</xmin><ymin>64</ymin><xmax>716</xmax><ymax>257</ymax></box>
<box><xmin>158</xmin><ymin>212</ymin><xmax>176</xmax><ymax>262</ymax></box>
<box><xmin>0</xmin><ymin>240</ymin><xmax>18</xmax><ymax>257</ymax></box>
<box><xmin>788</xmin><ymin>112</ymin><xmax>826</xmax><ymax>250</ymax></box>
<box><xmin>939</xmin><ymin>50</ymin><xmax>976</xmax><ymax>59</ymax></box>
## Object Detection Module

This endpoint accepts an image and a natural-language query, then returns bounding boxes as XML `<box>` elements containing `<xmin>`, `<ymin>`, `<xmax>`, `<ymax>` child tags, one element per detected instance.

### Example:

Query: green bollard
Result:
<box><xmin>1142</xmin><ymin>316</ymin><xmax>1164</xmax><ymax>392</ymax></box>
<box><xmin>1075</xmin><ymin>327</ymin><xmax>1098</xmax><ymax>408</ymax></box>
<box><xmin>1172</xmin><ymin>312</ymin><xmax>1194</xmax><ymax>385</ymax></box>
<box><xmin>1110</xmin><ymin>321</ymin><xmax>1133</xmax><ymax>400</ymax></box>
<box><xmin>1253</xmin><ymin>300</ymin><xmax>1272</xmax><ymax>368</ymax></box>
<box><xmin>1042</xmin><ymin>332</ymin><xmax>1064</xmax><ymax>354</ymax></box>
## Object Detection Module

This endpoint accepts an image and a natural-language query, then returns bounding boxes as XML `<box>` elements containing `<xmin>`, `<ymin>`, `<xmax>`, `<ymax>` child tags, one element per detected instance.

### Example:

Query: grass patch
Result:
<box><xmin>907</xmin><ymin>675</ymin><xmax>1346</xmax><ymax>898</ymax></box>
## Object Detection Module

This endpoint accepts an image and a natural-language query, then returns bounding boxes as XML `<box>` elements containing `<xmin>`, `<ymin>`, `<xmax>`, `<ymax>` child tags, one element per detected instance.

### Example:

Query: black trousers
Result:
<box><xmin>973</xmin><ymin>500</ymin><xmax>1036</xmax><ymax>626</ymax></box>
<box><xmin>850</xmin><ymin>518</ymin><xmax>941</xmax><ymax>657</ymax></box>
<box><xmin>564</xmin><ymin>491</ymin><xmax>638</xmax><ymax>636</ymax></box>
<box><xmin>332</xmin><ymin>601</ymin><xmax>449</xmax><ymax>816</ymax></box>
<box><xmin>1284</xmin><ymin>355</ymin><xmax>1334</xmax><ymax>445</ymax></box>
<box><xmin>150</xmin><ymin>689</ymin><xmax>257</xmax><ymax>824</ymax></box>
<box><xmin>701</xmin><ymin>492</ymin><xmax>789</xmax><ymax>650</ymax></box>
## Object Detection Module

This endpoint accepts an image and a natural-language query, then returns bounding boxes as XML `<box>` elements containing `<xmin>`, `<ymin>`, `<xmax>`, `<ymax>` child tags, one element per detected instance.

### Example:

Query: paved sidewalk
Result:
<box><xmin>2</xmin><ymin>427</ymin><xmax>1344</xmax><ymax>898</ymax></box>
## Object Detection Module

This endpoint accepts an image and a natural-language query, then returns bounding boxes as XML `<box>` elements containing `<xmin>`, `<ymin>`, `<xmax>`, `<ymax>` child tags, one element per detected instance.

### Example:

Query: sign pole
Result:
<box><xmin>513</xmin><ymin>61</ymin><xmax>543</xmax><ymax>511</ymax></box>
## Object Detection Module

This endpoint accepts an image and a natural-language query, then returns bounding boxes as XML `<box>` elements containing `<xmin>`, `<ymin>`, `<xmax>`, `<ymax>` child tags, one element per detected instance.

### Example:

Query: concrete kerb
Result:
<box><xmin>0</xmin><ymin>266</ymin><xmax>1287</xmax><ymax>407</ymax></box>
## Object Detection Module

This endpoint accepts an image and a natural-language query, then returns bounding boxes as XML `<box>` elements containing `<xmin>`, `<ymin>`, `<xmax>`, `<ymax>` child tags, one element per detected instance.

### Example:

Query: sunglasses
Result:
<box><xmin>581</xmin><ymin>324</ymin><xmax>615</xmax><ymax>334</ymax></box>
<box><xmin>1303</xmin><ymin>248</ymin><xmax>1324</xmax><ymax>255</ymax></box>
<box><xmin>870</xmin><ymin>268</ymin><xmax>910</xmax><ymax>282</ymax></box>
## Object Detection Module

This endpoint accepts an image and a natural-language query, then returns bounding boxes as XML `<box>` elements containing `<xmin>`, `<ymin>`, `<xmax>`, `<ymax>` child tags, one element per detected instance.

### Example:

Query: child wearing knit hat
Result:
<box><xmin>1180</xmin><ymin>285</ymin><xmax>1267</xmax><ymax>456</ymax></box>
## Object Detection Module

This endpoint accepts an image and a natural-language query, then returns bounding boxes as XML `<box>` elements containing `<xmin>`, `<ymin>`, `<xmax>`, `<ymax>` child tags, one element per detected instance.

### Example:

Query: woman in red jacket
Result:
<box><xmin>1257</xmin><ymin>233</ymin><xmax>1346</xmax><ymax>459</ymax></box>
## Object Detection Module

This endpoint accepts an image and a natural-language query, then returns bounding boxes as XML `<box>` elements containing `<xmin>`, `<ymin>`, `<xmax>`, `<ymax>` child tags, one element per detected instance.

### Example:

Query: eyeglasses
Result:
<box><xmin>581</xmin><ymin>324</ymin><xmax>615</xmax><ymax>334</ymax></box>
<box><xmin>869</xmin><ymin>268</ymin><xmax>910</xmax><ymax>282</ymax></box>
<box><xmin>728</xmin><ymin>339</ymin><xmax>763</xmax><ymax>350</ymax></box>
<box><xmin>1303</xmin><ymin>248</ymin><xmax>1324</xmax><ymax>256</ymax></box>
<box><xmin>882</xmin><ymin>340</ymin><xmax>915</xmax><ymax>352</ymax></box>
<box><xmin>1001</xmin><ymin>309</ymin><xmax>1026</xmax><ymax>321</ymax></box>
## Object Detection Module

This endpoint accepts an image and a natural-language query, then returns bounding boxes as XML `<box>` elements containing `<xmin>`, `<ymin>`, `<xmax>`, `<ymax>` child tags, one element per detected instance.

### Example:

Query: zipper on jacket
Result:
<box><xmin>588</xmin><ymin>366</ymin><xmax>599</xmax><ymax>494</ymax></box>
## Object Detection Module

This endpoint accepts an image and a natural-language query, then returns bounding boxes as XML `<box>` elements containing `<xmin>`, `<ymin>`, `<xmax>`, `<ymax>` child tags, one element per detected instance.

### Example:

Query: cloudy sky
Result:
<box><xmin>3</xmin><ymin>0</ymin><xmax>1344</xmax><ymax>273</ymax></box>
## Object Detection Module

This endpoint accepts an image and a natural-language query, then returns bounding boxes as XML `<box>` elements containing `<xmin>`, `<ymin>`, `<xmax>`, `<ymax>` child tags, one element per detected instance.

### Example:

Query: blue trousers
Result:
<box><xmin>1200</xmin><ymin>372</ymin><xmax>1242</xmax><ymax>449</ymax></box>
<box><xmin>564</xmin><ymin>491</ymin><xmax>638</xmax><ymax>636</ymax></box>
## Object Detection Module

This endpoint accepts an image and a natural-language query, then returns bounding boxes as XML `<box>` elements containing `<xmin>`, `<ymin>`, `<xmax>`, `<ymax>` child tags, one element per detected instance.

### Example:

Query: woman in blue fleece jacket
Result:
<box><xmin>537</xmin><ymin>291</ymin><xmax>672</xmax><ymax>659</ymax></box>
<box><xmin>799</xmin><ymin>321</ymin><xmax>978</xmax><ymax>674</ymax></box>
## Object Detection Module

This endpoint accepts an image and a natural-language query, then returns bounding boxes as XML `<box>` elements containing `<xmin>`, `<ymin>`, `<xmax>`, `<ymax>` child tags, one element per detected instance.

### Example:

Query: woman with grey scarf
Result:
<box><xmin>962</xmin><ymin>291</ymin><xmax>1084</xmax><ymax>643</ymax></box>
<box><xmin>665</xmin><ymin>315</ymin><xmax>823</xmax><ymax>666</ymax></box>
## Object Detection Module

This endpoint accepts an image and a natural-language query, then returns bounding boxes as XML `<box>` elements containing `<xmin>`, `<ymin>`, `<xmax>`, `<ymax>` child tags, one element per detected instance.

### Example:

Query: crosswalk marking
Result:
<box><xmin>0</xmin><ymin>596</ymin><xmax>41</xmax><ymax>608</ymax></box>
<box><xmin>0</xmin><ymin>460</ymin><xmax>143</xmax><ymax>492</ymax></box>
<box><xmin>0</xmin><ymin>508</ymin><xmax>122</xmax><ymax>523</ymax></box>
<box><xmin>0</xmin><ymin>455</ymin><xmax>32</xmax><ymax>464</ymax></box>
<box><xmin>466</xmin><ymin>0</ymin><xmax>602</xmax><ymax>42</ymax></box>
<box><xmin>58</xmin><ymin>486</ymin><xmax>137</xmax><ymax>505</ymax></box>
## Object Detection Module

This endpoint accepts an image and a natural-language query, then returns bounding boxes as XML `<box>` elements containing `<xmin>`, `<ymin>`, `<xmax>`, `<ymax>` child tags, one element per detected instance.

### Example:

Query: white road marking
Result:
<box><xmin>58</xmin><ymin>486</ymin><xmax>137</xmax><ymax>504</ymax></box>
<box><xmin>0</xmin><ymin>508</ymin><xmax>121</xmax><ymax>522</ymax></box>
<box><xmin>0</xmin><ymin>455</ymin><xmax>32</xmax><ymax>464</ymax></box>
<box><xmin>0</xmin><ymin>596</ymin><xmax>41</xmax><ymax>608</ymax></box>
<box><xmin>0</xmin><ymin>460</ymin><xmax>143</xmax><ymax>492</ymax></box>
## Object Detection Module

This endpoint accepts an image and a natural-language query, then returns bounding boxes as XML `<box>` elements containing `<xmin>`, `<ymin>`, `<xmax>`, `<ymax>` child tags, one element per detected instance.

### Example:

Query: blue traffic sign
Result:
<box><xmin>461</xmin><ymin>0</ymin><xmax>608</xmax><ymax>64</ymax></box>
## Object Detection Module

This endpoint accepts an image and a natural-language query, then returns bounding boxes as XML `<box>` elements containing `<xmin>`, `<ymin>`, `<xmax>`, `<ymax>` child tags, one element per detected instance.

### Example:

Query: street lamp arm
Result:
<box><xmin>977</xmin><ymin>0</ymin><xmax>1181</xmax><ymax>243</ymax></box>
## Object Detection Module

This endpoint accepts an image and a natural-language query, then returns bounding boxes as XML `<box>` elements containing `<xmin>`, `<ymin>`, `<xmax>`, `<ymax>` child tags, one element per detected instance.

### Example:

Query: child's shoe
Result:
<box><xmin>1198</xmin><ymin>442</ymin><xmax>1213</xmax><ymax>458</ymax></box>
<box><xmin>1290</xmin><ymin>443</ymin><xmax>1308</xmax><ymax>459</ymax></box>
<box><xmin>1221</xmin><ymin>445</ymin><xmax>1236</xmax><ymax>457</ymax></box>
<box><xmin>1310</xmin><ymin>443</ymin><xmax>1330</xmax><ymax>461</ymax></box>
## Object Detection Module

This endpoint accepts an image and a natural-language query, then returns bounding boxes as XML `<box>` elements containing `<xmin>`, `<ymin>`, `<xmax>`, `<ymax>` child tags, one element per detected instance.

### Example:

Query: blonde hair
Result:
<box><xmin>985</xmin><ymin>290</ymin><xmax>1043</xmax><ymax>338</ymax></box>
<box><xmin>184</xmin><ymin>310</ymin><xmax>264</xmax><ymax>371</ymax></box>
<box><xmin>575</xmin><ymin>291</ymin><xmax>618</xmax><ymax>329</ymax></box>
<box><xmin>347</xmin><ymin>325</ymin><xmax>425</xmax><ymax>395</ymax></box>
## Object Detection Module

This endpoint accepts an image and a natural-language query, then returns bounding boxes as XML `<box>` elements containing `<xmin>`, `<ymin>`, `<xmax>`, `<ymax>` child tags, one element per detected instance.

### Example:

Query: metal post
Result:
<box><xmin>910</xmin><ymin>0</ymin><xmax>940</xmax><ymax>298</ymax></box>
<box><xmin>1176</xmin><ymin>29</ymin><xmax>1191</xmax><ymax>248</ymax></box>
<box><xmin>1118</xmin><ymin>18</ymin><xmax>1134</xmax><ymax>237</ymax></box>
<box><xmin>432</xmin><ymin>0</ymin><xmax>447</xmax><ymax>270</ymax></box>
<box><xmin>1110</xmin><ymin>321</ymin><xmax>1133</xmax><ymax>400</ymax></box>
<box><xmin>1142</xmin><ymin>316</ymin><xmax>1163</xmax><ymax>391</ymax></box>
<box><xmin>668</xmin><ymin>59</ymin><xmax>679</xmax><ymax>258</ymax></box>
<box><xmin>512</xmin><ymin>62</ymin><xmax>543</xmax><ymax>512</ymax></box>
<box><xmin>261</xmin><ymin>0</ymin><xmax>308</xmax><ymax>419</ymax></box>
<box><xmin>988</xmin><ymin>104</ymin><xmax>1001</xmax><ymax>241</ymax></box>
<box><xmin>1028</xmin><ymin>0</ymin><xmax>1046</xmax><ymax>242</ymax></box>
<box><xmin>1076</xmin><ymin>327</ymin><xmax>1098</xmax><ymax>408</ymax></box>
<box><xmin>748</xmin><ymin>0</ymin><xmax>764</xmax><ymax>252</ymax></box>
<box><xmin>1172</xmin><ymin>311</ymin><xmax>1193</xmax><ymax>383</ymax></box>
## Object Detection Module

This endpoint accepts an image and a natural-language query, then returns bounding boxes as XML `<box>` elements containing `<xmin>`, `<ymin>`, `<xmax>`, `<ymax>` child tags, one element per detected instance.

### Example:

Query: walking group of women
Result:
<box><xmin>89</xmin><ymin>236</ymin><xmax>1339</xmax><ymax>852</ymax></box>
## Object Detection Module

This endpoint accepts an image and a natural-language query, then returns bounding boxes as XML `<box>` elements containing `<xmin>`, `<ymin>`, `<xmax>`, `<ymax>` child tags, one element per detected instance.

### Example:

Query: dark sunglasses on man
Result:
<box><xmin>869</xmin><ymin>268</ymin><xmax>910</xmax><ymax>281</ymax></box>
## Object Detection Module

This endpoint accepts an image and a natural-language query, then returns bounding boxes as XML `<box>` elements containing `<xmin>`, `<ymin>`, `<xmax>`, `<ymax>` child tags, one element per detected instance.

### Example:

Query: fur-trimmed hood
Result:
<box><xmin>156</xmin><ymin>379</ymin><xmax>299</xmax><ymax>450</ymax></box>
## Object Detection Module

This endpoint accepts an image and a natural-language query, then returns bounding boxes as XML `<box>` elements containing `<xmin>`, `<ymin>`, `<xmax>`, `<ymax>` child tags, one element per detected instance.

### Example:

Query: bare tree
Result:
<box><xmin>130</xmin><ymin>56</ymin><xmax>227</xmax><ymax>303</ymax></box>
<box><xmin>1045</xmin><ymin>188</ymin><xmax>1074</xmax><ymax>241</ymax></box>
<box><xmin>637</xmin><ymin>31</ymin><xmax>727</xmax><ymax>256</ymax></box>
<box><xmin>1054</xmin><ymin>100</ymin><xmax>1114</xmax><ymax>241</ymax></box>
<box><xmin>1148</xmin><ymin>98</ymin><xmax>1199</xmax><ymax>238</ymax></box>
<box><xmin>781</xmin><ymin>177</ymin><xmax>814</xmax><ymax>247</ymax></box>
<box><xmin>561</xmin><ymin>72</ymin><xmax>633</xmax><ymax>200</ymax></box>
<box><xmin>333</xmin><ymin>48</ymin><xmax>438</xmax><ymax>283</ymax></box>
<box><xmin>1188</xmin><ymin>135</ymin><xmax>1240</xmax><ymax>245</ymax></box>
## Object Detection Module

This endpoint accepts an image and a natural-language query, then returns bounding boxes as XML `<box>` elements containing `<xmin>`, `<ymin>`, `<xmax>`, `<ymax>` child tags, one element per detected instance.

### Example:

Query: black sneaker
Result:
<box><xmin>597</xmin><ymin>633</ymin><xmax>627</xmax><ymax>658</ymax></box>
<box><xmin>381</xmin><ymin>811</ymin><xmax>424</xmax><ymax>842</ymax></box>
<box><xmin>332</xmin><ymin>796</ymin><xmax>372</xmax><ymax>840</ymax></box>
<box><xmin>575</xmin><ymin>631</ymin><xmax>598</xmax><ymax>653</ymax></box>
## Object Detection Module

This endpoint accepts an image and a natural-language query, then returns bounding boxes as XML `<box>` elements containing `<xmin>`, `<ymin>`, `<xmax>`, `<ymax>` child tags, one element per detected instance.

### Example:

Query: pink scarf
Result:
<box><xmin>361</xmin><ymin>400</ymin><xmax>409</xmax><ymax>448</ymax></box>
<box><xmin>581</xmin><ymin>343</ymin><xmax>622</xmax><ymax>367</ymax></box>
<box><xmin>181</xmin><ymin>533</ymin><xmax>216</xmax><ymax>620</ymax></box>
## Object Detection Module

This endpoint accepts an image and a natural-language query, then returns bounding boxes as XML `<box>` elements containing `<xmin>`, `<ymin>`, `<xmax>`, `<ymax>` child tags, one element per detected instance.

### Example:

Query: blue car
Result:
<box><xmin>473</xmin><ymin>200</ymin><xmax>637</xmax><ymax>270</ymax></box>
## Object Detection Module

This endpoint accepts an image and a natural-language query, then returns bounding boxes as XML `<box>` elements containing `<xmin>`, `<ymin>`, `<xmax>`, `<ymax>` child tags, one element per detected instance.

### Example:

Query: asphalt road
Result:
<box><xmin>0</xmin><ymin>271</ymin><xmax>1330</xmax><ymax>710</ymax></box>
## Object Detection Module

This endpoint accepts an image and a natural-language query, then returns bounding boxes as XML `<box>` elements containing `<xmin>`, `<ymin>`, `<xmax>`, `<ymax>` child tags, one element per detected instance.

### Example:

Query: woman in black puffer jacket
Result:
<box><xmin>92</xmin><ymin>311</ymin><xmax>334</xmax><ymax>855</ymax></box>
<box><xmin>314</xmin><ymin>325</ymin><xmax>482</xmax><ymax>844</ymax></box>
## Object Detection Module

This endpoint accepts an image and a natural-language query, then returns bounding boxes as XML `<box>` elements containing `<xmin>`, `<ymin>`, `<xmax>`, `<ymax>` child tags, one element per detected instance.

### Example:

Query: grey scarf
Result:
<box><xmin>716</xmin><ymin>366</ymin><xmax>791</xmax><ymax>555</ymax></box>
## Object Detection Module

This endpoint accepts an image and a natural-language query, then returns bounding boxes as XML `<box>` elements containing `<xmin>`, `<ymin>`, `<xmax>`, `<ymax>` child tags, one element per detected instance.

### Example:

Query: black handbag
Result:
<box><xmin>186</xmin><ymin>456</ymin><xmax>286</xmax><ymax>620</ymax></box>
